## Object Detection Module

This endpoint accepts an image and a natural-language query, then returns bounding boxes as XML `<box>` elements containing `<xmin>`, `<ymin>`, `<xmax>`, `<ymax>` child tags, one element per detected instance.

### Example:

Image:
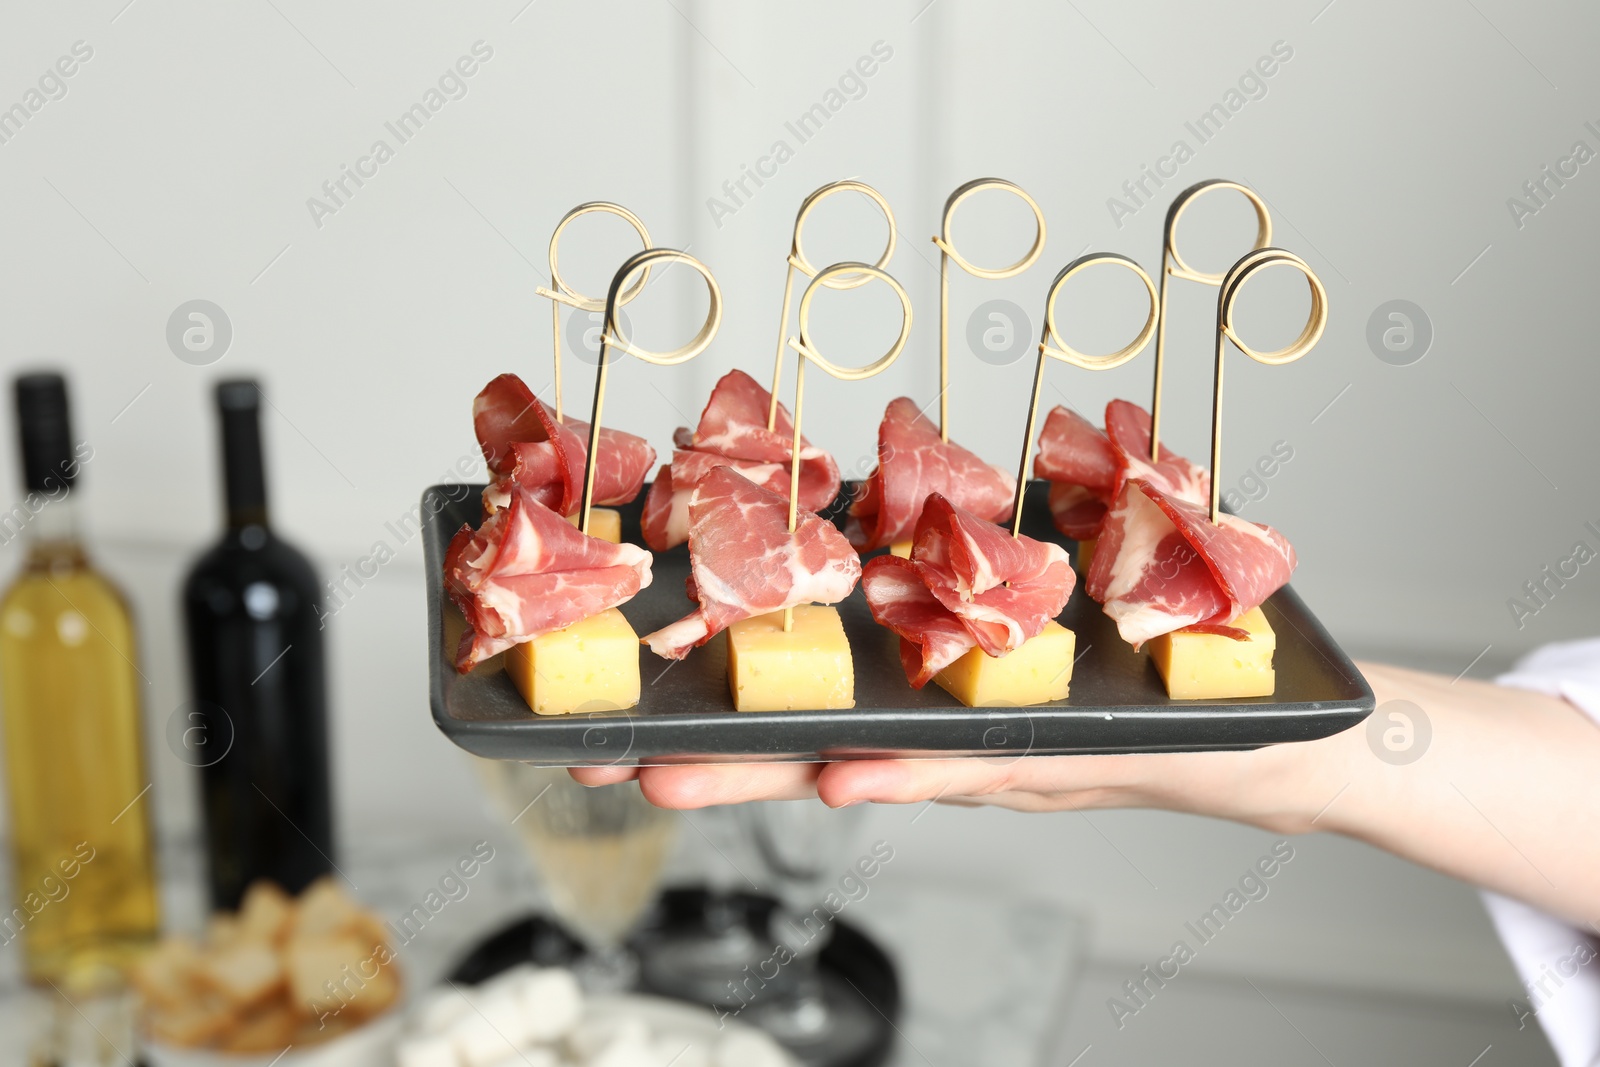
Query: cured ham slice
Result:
<box><xmin>445</xmin><ymin>484</ymin><xmax>653</xmax><ymax>672</ymax></box>
<box><xmin>641</xmin><ymin>370</ymin><xmax>841</xmax><ymax>552</ymax></box>
<box><xmin>1046</xmin><ymin>482</ymin><xmax>1110</xmax><ymax>543</ymax></box>
<box><xmin>1104</xmin><ymin>400</ymin><xmax>1210</xmax><ymax>504</ymax></box>
<box><xmin>1034</xmin><ymin>399</ymin><xmax>1209</xmax><ymax>541</ymax></box>
<box><xmin>473</xmin><ymin>373</ymin><xmax>656</xmax><ymax>517</ymax></box>
<box><xmin>859</xmin><ymin>558</ymin><xmax>977</xmax><ymax>689</ymax></box>
<box><xmin>643</xmin><ymin>466</ymin><xmax>860</xmax><ymax>660</ymax></box>
<box><xmin>1035</xmin><ymin>406</ymin><xmax>1120</xmax><ymax>540</ymax></box>
<box><xmin>1086</xmin><ymin>478</ymin><xmax>1295</xmax><ymax>649</ymax></box>
<box><xmin>862</xmin><ymin>493</ymin><xmax>1074</xmax><ymax>687</ymax></box>
<box><xmin>847</xmin><ymin>398</ymin><xmax>1016</xmax><ymax>551</ymax></box>
<box><xmin>1034</xmin><ymin>405</ymin><xmax>1120</xmax><ymax>489</ymax></box>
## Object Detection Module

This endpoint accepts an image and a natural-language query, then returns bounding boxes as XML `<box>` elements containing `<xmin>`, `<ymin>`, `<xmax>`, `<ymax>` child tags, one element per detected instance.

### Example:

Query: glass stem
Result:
<box><xmin>573</xmin><ymin>941</ymin><xmax>639</xmax><ymax>995</ymax></box>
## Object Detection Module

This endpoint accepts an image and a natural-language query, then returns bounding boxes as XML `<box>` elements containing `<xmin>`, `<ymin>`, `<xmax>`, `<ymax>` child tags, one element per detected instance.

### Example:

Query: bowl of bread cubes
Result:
<box><xmin>133</xmin><ymin>878</ymin><xmax>403</xmax><ymax>1065</ymax></box>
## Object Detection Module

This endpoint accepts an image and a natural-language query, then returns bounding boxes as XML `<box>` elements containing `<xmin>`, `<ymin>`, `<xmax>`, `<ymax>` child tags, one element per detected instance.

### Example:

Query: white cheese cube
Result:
<box><xmin>565</xmin><ymin>507</ymin><xmax>623</xmax><ymax>544</ymax></box>
<box><xmin>726</xmin><ymin>605</ymin><xmax>854</xmax><ymax>711</ymax></box>
<box><xmin>934</xmin><ymin>620</ymin><xmax>1075</xmax><ymax>707</ymax></box>
<box><xmin>518</xmin><ymin>967</ymin><xmax>583</xmax><ymax>1042</ymax></box>
<box><xmin>505</xmin><ymin>608</ymin><xmax>642</xmax><ymax>716</ymax></box>
<box><xmin>1148</xmin><ymin>606</ymin><xmax>1276</xmax><ymax>699</ymax></box>
<box><xmin>397</xmin><ymin>1034</ymin><xmax>459</xmax><ymax>1067</ymax></box>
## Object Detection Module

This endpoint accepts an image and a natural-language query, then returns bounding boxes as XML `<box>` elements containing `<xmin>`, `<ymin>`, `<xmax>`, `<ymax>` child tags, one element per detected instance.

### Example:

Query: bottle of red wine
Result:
<box><xmin>182</xmin><ymin>379</ymin><xmax>334</xmax><ymax>911</ymax></box>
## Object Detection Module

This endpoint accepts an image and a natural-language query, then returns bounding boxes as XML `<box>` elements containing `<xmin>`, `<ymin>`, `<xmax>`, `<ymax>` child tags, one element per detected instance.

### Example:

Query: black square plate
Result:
<box><xmin>422</xmin><ymin>482</ymin><xmax>1373</xmax><ymax>766</ymax></box>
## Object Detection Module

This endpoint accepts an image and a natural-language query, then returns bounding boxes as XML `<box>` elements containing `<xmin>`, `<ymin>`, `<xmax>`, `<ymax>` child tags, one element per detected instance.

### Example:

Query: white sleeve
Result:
<box><xmin>1484</xmin><ymin>636</ymin><xmax>1600</xmax><ymax>1067</ymax></box>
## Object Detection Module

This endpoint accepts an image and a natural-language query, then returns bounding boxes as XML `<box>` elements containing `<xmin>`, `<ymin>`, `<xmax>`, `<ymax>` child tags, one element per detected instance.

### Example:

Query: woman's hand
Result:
<box><xmin>573</xmin><ymin>661</ymin><xmax>1600</xmax><ymax>925</ymax></box>
<box><xmin>574</xmin><ymin>737</ymin><xmax>1345</xmax><ymax>827</ymax></box>
<box><xmin>572</xmin><ymin>666</ymin><xmax>1394</xmax><ymax>827</ymax></box>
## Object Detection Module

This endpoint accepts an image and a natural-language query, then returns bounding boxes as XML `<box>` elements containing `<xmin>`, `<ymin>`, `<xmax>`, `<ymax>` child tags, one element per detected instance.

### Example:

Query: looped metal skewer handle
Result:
<box><xmin>786</xmin><ymin>262</ymin><xmax>914</xmax><ymax>382</ymax></box>
<box><xmin>1150</xmin><ymin>179</ymin><xmax>1272</xmax><ymax>460</ymax></box>
<box><xmin>780</xmin><ymin>261</ymin><xmax>913</xmax><ymax>633</ymax></box>
<box><xmin>789</xmin><ymin>181</ymin><xmax>898</xmax><ymax>285</ymax></box>
<box><xmin>933</xmin><ymin>178</ymin><xmax>1048</xmax><ymax>279</ymax></box>
<box><xmin>598</xmin><ymin>248</ymin><xmax>723</xmax><ymax>366</ymax></box>
<box><xmin>543</xmin><ymin>202</ymin><xmax>656</xmax><ymax>309</ymax></box>
<box><xmin>1163</xmin><ymin>180</ymin><xmax>1271</xmax><ymax>284</ymax></box>
<box><xmin>769</xmin><ymin>180</ymin><xmax>898</xmax><ymax>430</ymax></box>
<box><xmin>1038</xmin><ymin>253</ymin><xmax>1159</xmax><ymax>370</ymax></box>
<box><xmin>579</xmin><ymin>247</ymin><xmax>723</xmax><ymax>533</ymax></box>
<box><xmin>1208</xmin><ymin>246</ymin><xmax>1328</xmax><ymax>523</ymax></box>
<box><xmin>1012</xmin><ymin>252</ymin><xmax>1159</xmax><ymax>538</ymax></box>
<box><xmin>932</xmin><ymin>178</ymin><xmax>1048</xmax><ymax>443</ymax></box>
<box><xmin>534</xmin><ymin>202</ymin><xmax>654</xmax><ymax>421</ymax></box>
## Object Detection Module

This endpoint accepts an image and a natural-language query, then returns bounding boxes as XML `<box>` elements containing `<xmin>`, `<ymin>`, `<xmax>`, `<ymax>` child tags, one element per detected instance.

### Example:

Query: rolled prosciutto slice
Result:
<box><xmin>641</xmin><ymin>369</ymin><xmax>841</xmax><ymax>552</ymax></box>
<box><xmin>1035</xmin><ymin>406</ymin><xmax>1120</xmax><ymax>540</ymax></box>
<box><xmin>473</xmin><ymin>373</ymin><xmax>656</xmax><ymax>517</ymax></box>
<box><xmin>1086</xmin><ymin>478</ymin><xmax>1295</xmax><ymax>649</ymax></box>
<box><xmin>1034</xmin><ymin>399</ymin><xmax>1209</xmax><ymax>542</ymax></box>
<box><xmin>847</xmin><ymin>397</ymin><xmax>1016</xmax><ymax>551</ymax></box>
<box><xmin>1105</xmin><ymin>400</ymin><xmax>1210</xmax><ymax>504</ymax></box>
<box><xmin>643</xmin><ymin>466</ymin><xmax>860</xmax><ymax>660</ymax></box>
<box><xmin>445</xmin><ymin>484</ymin><xmax>653</xmax><ymax>672</ymax></box>
<box><xmin>863</xmin><ymin>493</ymin><xmax>1074</xmax><ymax>688</ymax></box>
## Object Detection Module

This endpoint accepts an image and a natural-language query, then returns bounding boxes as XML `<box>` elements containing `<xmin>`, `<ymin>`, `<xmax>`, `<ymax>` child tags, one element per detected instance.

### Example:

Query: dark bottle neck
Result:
<box><xmin>13</xmin><ymin>371</ymin><xmax>87</xmax><ymax>564</ymax></box>
<box><xmin>217</xmin><ymin>381</ymin><xmax>270</xmax><ymax>531</ymax></box>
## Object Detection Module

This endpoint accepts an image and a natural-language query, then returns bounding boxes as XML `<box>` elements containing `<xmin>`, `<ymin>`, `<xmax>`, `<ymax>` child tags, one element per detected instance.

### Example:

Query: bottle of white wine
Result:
<box><xmin>0</xmin><ymin>372</ymin><xmax>160</xmax><ymax>989</ymax></box>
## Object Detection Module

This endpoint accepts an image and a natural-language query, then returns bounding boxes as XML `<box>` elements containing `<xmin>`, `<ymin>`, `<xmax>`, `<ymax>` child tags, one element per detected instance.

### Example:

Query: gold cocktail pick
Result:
<box><xmin>1208</xmin><ymin>247</ymin><xmax>1327</xmax><ymax>524</ymax></box>
<box><xmin>1012</xmin><ymin>254</ymin><xmax>1159</xmax><ymax>538</ymax></box>
<box><xmin>1149</xmin><ymin>180</ymin><xmax>1271</xmax><ymax>461</ymax></box>
<box><xmin>578</xmin><ymin>248</ymin><xmax>723</xmax><ymax>535</ymax></box>
<box><xmin>782</xmin><ymin>261</ymin><xmax>914</xmax><ymax>630</ymax></box>
<box><xmin>934</xmin><ymin>178</ymin><xmax>1047</xmax><ymax>443</ymax></box>
<box><xmin>768</xmin><ymin>180</ymin><xmax>897</xmax><ymax>431</ymax></box>
<box><xmin>535</xmin><ymin>202</ymin><xmax>653</xmax><ymax>422</ymax></box>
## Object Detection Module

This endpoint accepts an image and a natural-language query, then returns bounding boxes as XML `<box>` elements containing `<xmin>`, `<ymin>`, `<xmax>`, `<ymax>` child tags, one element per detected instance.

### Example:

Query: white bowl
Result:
<box><xmin>141</xmin><ymin>1008</ymin><xmax>403</xmax><ymax>1067</ymax></box>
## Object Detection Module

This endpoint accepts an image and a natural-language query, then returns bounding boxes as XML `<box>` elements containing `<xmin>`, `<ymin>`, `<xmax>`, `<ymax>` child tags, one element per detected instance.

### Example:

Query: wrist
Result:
<box><xmin>1199</xmin><ymin>723</ymin><xmax>1376</xmax><ymax>836</ymax></box>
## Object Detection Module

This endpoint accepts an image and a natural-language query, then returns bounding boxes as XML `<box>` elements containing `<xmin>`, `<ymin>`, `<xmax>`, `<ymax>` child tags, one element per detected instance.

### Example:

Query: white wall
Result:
<box><xmin>1</xmin><ymin>0</ymin><xmax>1595</xmax><ymax>1011</ymax></box>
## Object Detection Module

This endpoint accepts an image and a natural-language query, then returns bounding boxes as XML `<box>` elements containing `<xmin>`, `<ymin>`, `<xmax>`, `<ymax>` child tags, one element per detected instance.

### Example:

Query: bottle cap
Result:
<box><xmin>216</xmin><ymin>378</ymin><xmax>261</xmax><ymax>413</ymax></box>
<box><xmin>13</xmin><ymin>372</ymin><xmax>78</xmax><ymax>495</ymax></box>
<box><xmin>215</xmin><ymin>378</ymin><xmax>268</xmax><ymax>521</ymax></box>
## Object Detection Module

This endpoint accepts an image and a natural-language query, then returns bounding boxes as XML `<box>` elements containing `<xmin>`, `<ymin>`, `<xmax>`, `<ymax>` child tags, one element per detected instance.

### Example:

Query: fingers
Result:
<box><xmin>579</xmin><ymin>749</ymin><xmax>1261</xmax><ymax>821</ymax></box>
<box><xmin>576</xmin><ymin>757</ymin><xmax>1096</xmax><ymax>809</ymax></box>
<box><xmin>573</xmin><ymin>745</ymin><xmax>1319</xmax><ymax>827</ymax></box>
<box><xmin>817</xmin><ymin>755</ymin><xmax>1165</xmax><ymax>810</ymax></box>
<box><xmin>578</xmin><ymin>757</ymin><xmax>1117</xmax><ymax>813</ymax></box>
<box><xmin>635</xmin><ymin>762</ymin><xmax>822</xmax><ymax>809</ymax></box>
<box><xmin>817</xmin><ymin>758</ymin><xmax>1025</xmax><ymax>807</ymax></box>
<box><xmin>568</xmin><ymin>766</ymin><xmax>640</xmax><ymax>787</ymax></box>
<box><xmin>570</xmin><ymin>762</ymin><xmax>822</xmax><ymax>807</ymax></box>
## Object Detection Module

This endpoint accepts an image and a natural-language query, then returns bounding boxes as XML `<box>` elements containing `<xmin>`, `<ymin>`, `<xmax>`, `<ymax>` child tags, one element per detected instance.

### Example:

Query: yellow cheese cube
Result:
<box><xmin>505</xmin><ymin>608</ymin><xmax>641</xmax><ymax>715</ymax></box>
<box><xmin>934</xmin><ymin>620</ymin><xmax>1076</xmax><ymax>707</ymax></box>
<box><xmin>889</xmin><ymin>540</ymin><xmax>913</xmax><ymax>558</ymax></box>
<box><xmin>1076</xmin><ymin>538</ymin><xmax>1096</xmax><ymax>573</ymax></box>
<box><xmin>726</xmin><ymin>605</ymin><xmax>854</xmax><ymax>712</ymax></box>
<box><xmin>1148</xmin><ymin>606</ymin><xmax>1276</xmax><ymax>699</ymax></box>
<box><xmin>565</xmin><ymin>507</ymin><xmax>622</xmax><ymax>544</ymax></box>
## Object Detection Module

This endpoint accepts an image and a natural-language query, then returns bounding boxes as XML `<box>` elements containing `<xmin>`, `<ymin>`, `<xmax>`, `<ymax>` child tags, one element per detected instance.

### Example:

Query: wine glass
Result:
<box><xmin>736</xmin><ymin>799</ymin><xmax>880</xmax><ymax>1063</ymax></box>
<box><xmin>629</xmin><ymin>798</ymin><xmax>890</xmax><ymax>1065</ymax></box>
<box><xmin>476</xmin><ymin>760</ymin><xmax>677</xmax><ymax>993</ymax></box>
